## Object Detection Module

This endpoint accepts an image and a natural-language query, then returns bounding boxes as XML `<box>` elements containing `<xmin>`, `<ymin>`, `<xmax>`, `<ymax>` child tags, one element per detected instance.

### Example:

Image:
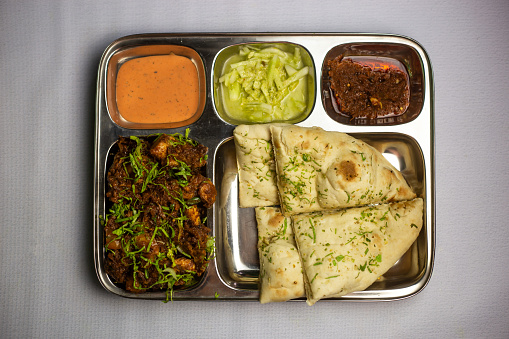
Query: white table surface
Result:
<box><xmin>1</xmin><ymin>1</ymin><xmax>508</xmax><ymax>338</ymax></box>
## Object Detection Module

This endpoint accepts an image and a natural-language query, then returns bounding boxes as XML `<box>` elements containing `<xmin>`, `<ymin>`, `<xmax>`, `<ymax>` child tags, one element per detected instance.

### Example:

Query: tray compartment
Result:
<box><xmin>321</xmin><ymin>42</ymin><xmax>425</xmax><ymax>126</ymax></box>
<box><xmin>213</xmin><ymin>137</ymin><xmax>259</xmax><ymax>290</ymax></box>
<box><xmin>98</xmin><ymin>135</ymin><xmax>215</xmax><ymax>299</ymax></box>
<box><xmin>212</xmin><ymin>42</ymin><xmax>316</xmax><ymax>126</ymax></box>
<box><xmin>106</xmin><ymin>44</ymin><xmax>207</xmax><ymax>130</ymax></box>
<box><xmin>213</xmin><ymin>132</ymin><xmax>428</xmax><ymax>295</ymax></box>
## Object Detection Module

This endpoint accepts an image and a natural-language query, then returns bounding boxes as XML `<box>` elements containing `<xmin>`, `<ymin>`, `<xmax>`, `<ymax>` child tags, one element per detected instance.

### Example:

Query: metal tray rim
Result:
<box><xmin>93</xmin><ymin>32</ymin><xmax>435</xmax><ymax>302</ymax></box>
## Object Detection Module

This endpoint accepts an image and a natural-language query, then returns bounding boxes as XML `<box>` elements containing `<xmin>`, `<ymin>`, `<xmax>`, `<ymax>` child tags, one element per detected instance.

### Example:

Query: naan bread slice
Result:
<box><xmin>291</xmin><ymin>198</ymin><xmax>423</xmax><ymax>305</ymax></box>
<box><xmin>270</xmin><ymin>125</ymin><xmax>416</xmax><ymax>216</ymax></box>
<box><xmin>234</xmin><ymin>124</ymin><xmax>281</xmax><ymax>207</ymax></box>
<box><xmin>256</xmin><ymin>206</ymin><xmax>305</xmax><ymax>303</ymax></box>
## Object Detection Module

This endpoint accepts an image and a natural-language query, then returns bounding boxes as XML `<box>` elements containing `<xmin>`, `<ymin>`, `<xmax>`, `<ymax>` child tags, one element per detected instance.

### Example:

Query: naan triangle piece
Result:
<box><xmin>256</xmin><ymin>206</ymin><xmax>305</xmax><ymax>303</ymax></box>
<box><xmin>234</xmin><ymin>124</ymin><xmax>281</xmax><ymax>207</ymax></box>
<box><xmin>291</xmin><ymin>198</ymin><xmax>423</xmax><ymax>305</ymax></box>
<box><xmin>270</xmin><ymin>125</ymin><xmax>416</xmax><ymax>216</ymax></box>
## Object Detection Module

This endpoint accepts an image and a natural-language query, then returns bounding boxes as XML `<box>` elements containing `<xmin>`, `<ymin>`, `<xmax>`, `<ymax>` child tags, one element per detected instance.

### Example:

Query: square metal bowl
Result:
<box><xmin>212</xmin><ymin>42</ymin><xmax>316</xmax><ymax>126</ymax></box>
<box><xmin>320</xmin><ymin>42</ymin><xmax>425</xmax><ymax>126</ymax></box>
<box><xmin>105</xmin><ymin>44</ymin><xmax>207</xmax><ymax>130</ymax></box>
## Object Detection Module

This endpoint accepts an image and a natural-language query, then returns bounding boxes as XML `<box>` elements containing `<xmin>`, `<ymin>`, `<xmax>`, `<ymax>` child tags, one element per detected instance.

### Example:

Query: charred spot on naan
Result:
<box><xmin>268</xmin><ymin>213</ymin><xmax>286</xmax><ymax>231</ymax></box>
<box><xmin>325</xmin><ymin>155</ymin><xmax>367</xmax><ymax>193</ymax></box>
<box><xmin>370</xmin><ymin>232</ymin><xmax>384</xmax><ymax>249</ymax></box>
<box><xmin>297</xmin><ymin>130</ymin><xmax>312</xmax><ymax>146</ymax></box>
<box><xmin>378</xmin><ymin>168</ymin><xmax>416</xmax><ymax>202</ymax></box>
<box><xmin>336</xmin><ymin>160</ymin><xmax>358</xmax><ymax>182</ymax></box>
<box><xmin>273</xmin><ymin>287</ymin><xmax>290</xmax><ymax>300</ymax></box>
<box><xmin>394</xmin><ymin>184</ymin><xmax>415</xmax><ymax>200</ymax></box>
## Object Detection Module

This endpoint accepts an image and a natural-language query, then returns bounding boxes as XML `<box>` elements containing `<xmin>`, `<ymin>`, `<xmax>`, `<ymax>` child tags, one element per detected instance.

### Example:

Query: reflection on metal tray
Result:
<box><xmin>94</xmin><ymin>33</ymin><xmax>434</xmax><ymax>301</ymax></box>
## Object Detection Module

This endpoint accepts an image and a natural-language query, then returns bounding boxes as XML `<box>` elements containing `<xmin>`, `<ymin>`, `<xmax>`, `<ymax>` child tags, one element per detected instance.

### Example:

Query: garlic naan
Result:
<box><xmin>292</xmin><ymin>198</ymin><xmax>423</xmax><ymax>305</ymax></box>
<box><xmin>234</xmin><ymin>124</ymin><xmax>280</xmax><ymax>207</ymax></box>
<box><xmin>256</xmin><ymin>206</ymin><xmax>305</xmax><ymax>303</ymax></box>
<box><xmin>270</xmin><ymin>125</ymin><xmax>416</xmax><ymax>216</ymax></box>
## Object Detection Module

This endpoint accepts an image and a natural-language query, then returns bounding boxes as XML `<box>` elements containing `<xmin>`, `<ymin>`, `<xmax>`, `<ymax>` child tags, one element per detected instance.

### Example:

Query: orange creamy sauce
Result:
<box><xmin>116</xmin><ymin>54</ymin><xmax>199</xmax><ymax>124</ymax></box>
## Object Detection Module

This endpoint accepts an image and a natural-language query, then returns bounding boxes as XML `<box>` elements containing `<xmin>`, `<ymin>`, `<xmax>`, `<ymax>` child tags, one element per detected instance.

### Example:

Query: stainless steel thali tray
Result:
<box><xmin>94</xmin><ymin>33</ymin><xmax>435</xmax><ymax>301</ymax></box>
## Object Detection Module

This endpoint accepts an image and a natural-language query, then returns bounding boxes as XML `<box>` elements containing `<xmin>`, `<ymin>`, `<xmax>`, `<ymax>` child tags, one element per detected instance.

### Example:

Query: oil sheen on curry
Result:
<box><xmin>116</xmin><ymin>54</ymin><xmax>200</xmax><ymax>124</ymax></box>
